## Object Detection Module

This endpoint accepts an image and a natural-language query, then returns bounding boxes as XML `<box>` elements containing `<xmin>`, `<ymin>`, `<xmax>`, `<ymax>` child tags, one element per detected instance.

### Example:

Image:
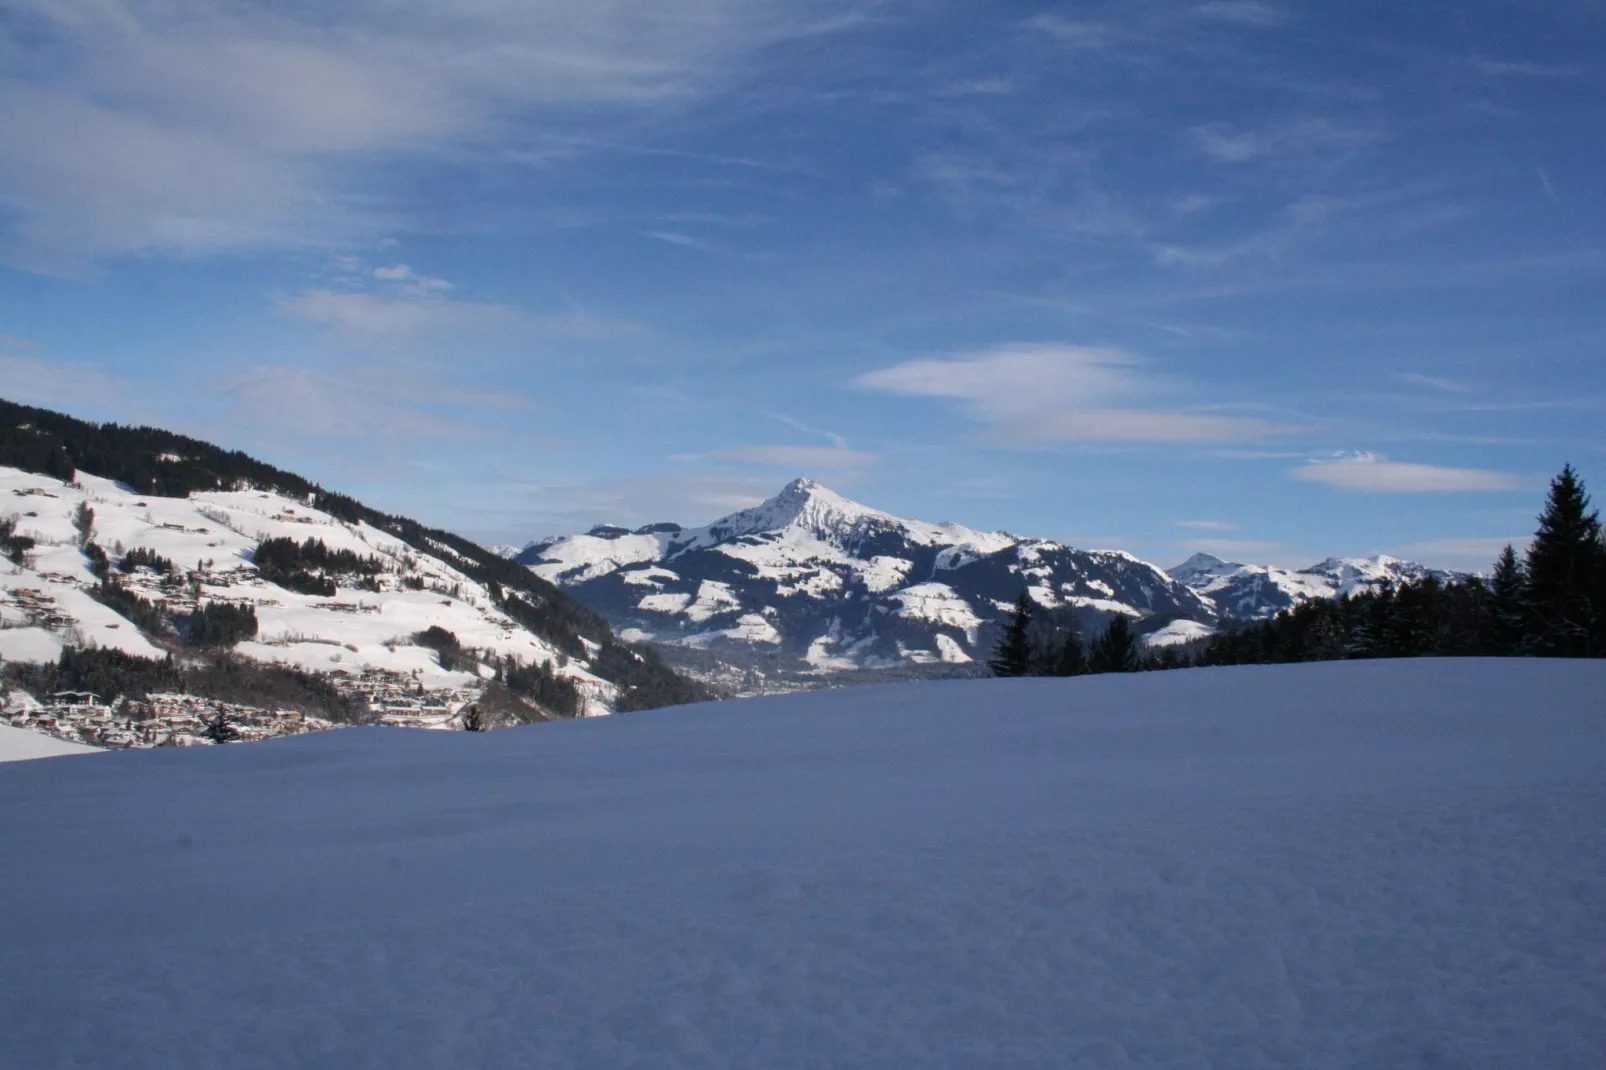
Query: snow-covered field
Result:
<box><xmin>3</xmin><ymin>659</ymin><xmax>1604</xmax><ymax>1068</ymax></box>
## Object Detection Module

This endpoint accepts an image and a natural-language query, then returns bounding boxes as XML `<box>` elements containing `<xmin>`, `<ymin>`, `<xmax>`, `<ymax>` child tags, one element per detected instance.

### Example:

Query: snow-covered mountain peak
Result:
<box><xmin>1169</xmin><ymin>552</ymin><xmax>1233</xmax><ymax>582</ymax></box>
<box><xmin>699</xmin><ymin>477</ymin><xmax>889</xmax><ymax>545</ymax></box>
<box><xmin>518</xmin><ymin>481</ymin><xmax>1217</xmax><ymax>681</ymax></box>
<box><xmin>677</xmin><ymin>479</ymin><xmax>1013</xmax><ymax>562</ymax></box>
<box><xmin>1297</xmin><ymin>554</ymin><xmax>1445</xmax><ymax>597</ymax></box>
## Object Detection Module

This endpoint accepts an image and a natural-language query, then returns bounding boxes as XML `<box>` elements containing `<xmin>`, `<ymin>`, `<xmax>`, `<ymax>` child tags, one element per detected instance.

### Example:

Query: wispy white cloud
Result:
<box><xmin>0</xmin><ymin>354</ymin><xmax>135</xmax><ymax>410</ymax></box>
<box><xmin>531</xmin><ymin>311</ymin><xmax>646</xmax><ymax>342</ymax></box>
<box><xmin>636</xmin><ymin>230</ymin><xmax>720</xmax><ymax>253</ymax></box>
<box><xmin>280</xmin><ymin>289</ymin><xmax>515</xmax><ymax>343</ymax></box>
<box><xmin>1176</xmin><ymin>537</ymin><xmax>1292</xmax><ymax>557</ymax></box>
<box><xmin>1173</xmin><ymin>520</ymin><xmax>1239</xmax><ymax>531</ymax></box>
<box><xmin>1291</xmin><ymin>452</ymin><xmax>1527</xmax><ymax>493</ymax></box>
<box><xmin>1468</xmin><ymin>57</ymin><xmax>1583</xmax><ymax>79</ymax></box>
<box><xmin>371</xmin><ymin>264</ymin><xmax>455</xmax><ymax>295</ymax></box>
<box><xmin>1386</xmin><ymin>536</ymin><xmax>1531</xmax><ymax>572</ymax></box>
<box><xmin>0</xmin><ymin>0</ymin><xmax>872</xmax><ymax>267</ymax></box>
<box><xmin>1191</xmin><ymin>2</ymin><xmax>1285</xmax><ymax>27</ymax></box>
<box><xmin>1010</xmin><ymin>409</ymin><xmax>1290</xmax><ymax>443</ymax></box>
<box><xmin>942</xmin><ymin>78</ymin><xmax>1014</xmax><ymax>97</ymax></box>
<box><xmin>1024</xmin><ymin>16</ymin><xmax>1119</xmax><ymax>50</ymax></box>
<box><xmin>515</xmin><ymin>474</ymin><xmax>772</xmax><ymax>530</ymax></box>
<box><xmin>1190</xmin><ymin>119</ymin><xmax>1384</xmax><ymax>166</ymax></box>
<box><xmin>1396</xmin><ymin>373</ymin><xmax>1471</xmax><ymax>393</ymax></box>
<box><xmin>708</xmin><ymin>445</ymin><xmax>882</xmax><ymax>470</ymax></box>
<box><xmin>853</xmin><ymin>343</ymin><xmax>1300</xmax><ymax>445</ymax></box>
<box><xmin>1536</xmin><ymin>165</ymin><xmax>1560</xmax><ymax>205</ymax></box>
<box><xmin>214</xmin><ymin>365</ymin><xmax>539</xmax><ymax>442</ymax></box>
<box><xmin>764</xmin><ymin>412</ymin><xmax>849</xmax><ymax>450</ymax></box>
<box><xmin>1155</xmin><ymin>194</ymin><xmax>1356</xmax><ymax>268</ymax></box>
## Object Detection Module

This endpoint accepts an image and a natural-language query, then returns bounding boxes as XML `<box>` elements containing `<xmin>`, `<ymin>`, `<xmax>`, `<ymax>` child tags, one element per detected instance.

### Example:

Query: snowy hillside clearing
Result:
<box><xmin>3</xmin><ymin>659</ymin><xmax>1603</xmax><ymax>1068</ymax></box>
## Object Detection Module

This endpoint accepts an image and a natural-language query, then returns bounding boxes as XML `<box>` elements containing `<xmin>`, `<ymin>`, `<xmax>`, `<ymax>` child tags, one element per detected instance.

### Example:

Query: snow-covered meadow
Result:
<box><xmin>3</xmin><ymin>659</ymin><xmax>1604</xmax><ymax>1068</ymax></box>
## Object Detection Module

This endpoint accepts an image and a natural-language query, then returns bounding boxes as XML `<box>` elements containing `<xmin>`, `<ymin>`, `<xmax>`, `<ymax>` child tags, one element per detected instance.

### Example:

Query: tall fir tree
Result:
<box><xmin>1487</xmin><ymin>544</ymin><xmax>1527</xmax><ymax>655</ymax></box>
<box><xmin>1088</xmin><ymin>614</ymin><xmax>1139</xmax><ymax>673</ymax></box>
<box><xmin>1524</xmin><ymin>464</ymin><xmax>1604</xmax><ymax>656</ymax></box>
<box><xmin>989</xmin><ymin>592</ymin><xmax>1035</xmax><ymax>677</ymax></box>
<box><xmin>1051</xmin><ymin>625</ymin><xmax>1088</xmax><ymax>676</ymax></box>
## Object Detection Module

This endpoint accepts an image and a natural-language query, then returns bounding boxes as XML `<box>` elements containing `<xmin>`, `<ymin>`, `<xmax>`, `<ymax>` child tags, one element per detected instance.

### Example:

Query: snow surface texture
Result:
<box><xmin>3</xmin><ymin>659</ymin><xmax>1604</xmax><ymax>1069</ymax></box>
<box><xmin>0</xmin><ymin>721</ymin><xmax>97</xmax><ymax>761</ymax></box>
<box><xmin>519</xmin><ymin>478</ymin><xmax>1215</xmax><ymax>678</ymax></box>
<box><xmin>0</xmin><ymin>466</ymin><xmax>614</xmax><ymax>711</ymax></box>
<box><xmin>1171</xmin><ymin>551</ymin><xmax>1462</xmax><ymax>621</ymax></box>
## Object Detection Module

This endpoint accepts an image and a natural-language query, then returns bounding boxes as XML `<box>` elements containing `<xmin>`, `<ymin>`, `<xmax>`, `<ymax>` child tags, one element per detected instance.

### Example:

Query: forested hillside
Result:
<box><xmin>0</xmin><ymin>398</ymin><xmax>707</xmax><ymax>716</ymax></box>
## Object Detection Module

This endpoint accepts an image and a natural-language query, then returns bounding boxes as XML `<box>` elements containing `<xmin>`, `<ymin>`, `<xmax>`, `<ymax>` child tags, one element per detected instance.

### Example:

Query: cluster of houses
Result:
<box><xmin>343</xmin><ymin>669</ymin><xmax>480</xmax><ymax>729</ymax></box>
<box><xmin>2</xmin><ymin>667</ymin><xmax>487</xmax><ymax>750</ymax></box>
<box><xmin>2</xmin><ymin>690</ymin><xmax>339</xmax><ymax>749</ymax></box>
<box><xmin>5</xmin><ymin>588</ymin><xmax>71</xmax><ymax>630</ymax></box>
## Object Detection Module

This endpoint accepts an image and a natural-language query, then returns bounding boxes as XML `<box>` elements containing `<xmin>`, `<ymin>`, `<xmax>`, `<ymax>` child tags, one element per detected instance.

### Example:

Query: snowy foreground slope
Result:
<box><xmin>0</xmin><ymin>720</ymin><xmax>96</xmax><ymax>761</ymax></box>
<box><xmin>4</xmin><ymin>660</ymin><xmax>1605</xmax><ymax>1069</ymax></box>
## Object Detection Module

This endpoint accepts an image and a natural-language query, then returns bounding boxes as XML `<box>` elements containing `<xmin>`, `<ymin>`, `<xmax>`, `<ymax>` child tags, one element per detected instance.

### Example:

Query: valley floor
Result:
<box><xmin>2</xmin><ymin>659</ymin><xmax>1603</xmax><ymax>1068</ymax></box>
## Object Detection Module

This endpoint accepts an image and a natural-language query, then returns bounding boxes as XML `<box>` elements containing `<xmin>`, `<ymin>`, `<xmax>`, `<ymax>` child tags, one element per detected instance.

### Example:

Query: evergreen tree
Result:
<box><xmin>1088</xmin><ymin>614</ymin><xmax>1139</xmax><ymax>673</ymax></box>
<box><xmin>1524</xmin><ymin>464</ymin><xmax>1604</xmax><ymax>656</ymax></box>
<box><xmin>202</xmin><ymin>709</ymin><xmax>240</xmax><ymax>744</ymax></box>
<box><xmin>72</xmin><ymin>501</ymin><xmax>95</xmax><ymax>548</ymax></box>
<box><xmin>1050</xmin><ymin>626</ymin><xmax>1088</xmax><ymax>676</ymax></box>
<box><xmin>1487</xmin><ymin>545</ymin><xmax>1527</xmax><ymax>655</ymax></box>
<box><xmin>989</xmin><ymin>592</ymin><xmax>1035</xmax><ymax>677</ymax></box>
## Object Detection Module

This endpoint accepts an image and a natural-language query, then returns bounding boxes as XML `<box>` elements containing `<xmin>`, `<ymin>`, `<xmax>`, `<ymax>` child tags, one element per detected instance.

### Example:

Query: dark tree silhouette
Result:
<box><xmin>1488</xmin><ymin>544</ymin><xmax>1527</xmax><ymax>655</ymax></box>
<box><xmin>1088</xmin><ymin>614</ymin><xmax>1139</xmax><ymax>673</ymax></box>
<box><xmin>1524</xmin><ymin>464</ymin><xmax>1604</xmax><ymax>656</ymax></box>
<box><xmin>1050</xmin><ymin>627</ymin><xmax>1088</xmax><ymax>677</ymax></box>
<box><xmin>989</xmin><ymin>593</ymin><xmax>1035</xmax><ymax>677</ymax></box>
<box><xmin>203</xmin><ymin>709</ymin><xmax>241</xmax><ymax>744</ymax></box>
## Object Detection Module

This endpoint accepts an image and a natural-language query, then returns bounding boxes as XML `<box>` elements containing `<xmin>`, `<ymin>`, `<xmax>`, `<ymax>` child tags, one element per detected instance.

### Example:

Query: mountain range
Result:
<box><xmin>516</xmin><ymin>479</ymin><xmax>1466</xmax><ymax>687</ymax></box>
<box><xmin>2</xmin><ymin>394</ymin><xmax>1469</xmax><ymax>730</ymax></box>
<box><xmin>1169</xmin><ymin>552</ymin><xmax>1464</xmax><ymax>621</ymax></box>
<box><xmin>516</xmin><ymin>478</ymin><xmax>1217</xmax><ymax>686</ymax></box>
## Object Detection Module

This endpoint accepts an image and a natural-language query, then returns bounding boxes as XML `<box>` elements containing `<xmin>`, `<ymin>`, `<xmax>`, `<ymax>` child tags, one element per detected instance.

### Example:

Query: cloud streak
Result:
<box><xmin>1173</xmin><ymin>520</ymin><xmax>1239</xmax><ymax>531</ymax></box>
<box><xmin>280</xmin><ymin>289</ymin><xmax>515</xmax><ymax>343</ymax></box>
<box><xmin>1176</xmin><ymin>538</ymin><xmax>1292</xmax><ymax>557</ymax></box>
<box><xmin>709</xmin><ymin>445</ymin><xmax>882</xmax><ymax>470</ymax></box>
<box><xmin>0</xmin><ymin>0</ymin><xmax>871</xmax><ymax>267</ymax></box>
<box><xmin>853</xmin><ymin>344</ymin><xmax>1299</xmax><ymax>445</ymax></box>
<box><xmin>1291</xmin><ymin>452</ymin><xmax>1526</xmax><ymax>493</ymax></box>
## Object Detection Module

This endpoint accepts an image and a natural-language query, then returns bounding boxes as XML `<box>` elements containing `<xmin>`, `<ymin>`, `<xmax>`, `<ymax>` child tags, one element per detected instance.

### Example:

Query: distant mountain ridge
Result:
<box><xmin>517</xmin><ymin>478</ymin><xmax>1218</xmax><ymax>684</ymax></box>
<box><xmin>1170</xmin><ymin>551</ymin><xmax>1466</xmax><ymax>621</ymax></box>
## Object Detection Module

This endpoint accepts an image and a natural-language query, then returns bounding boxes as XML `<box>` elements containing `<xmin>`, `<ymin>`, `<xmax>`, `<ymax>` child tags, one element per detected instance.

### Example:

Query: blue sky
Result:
<box><xmin>2</xmin><ymin>0</ymin><xmax>1602</xmax><ymax>571</ymax></box>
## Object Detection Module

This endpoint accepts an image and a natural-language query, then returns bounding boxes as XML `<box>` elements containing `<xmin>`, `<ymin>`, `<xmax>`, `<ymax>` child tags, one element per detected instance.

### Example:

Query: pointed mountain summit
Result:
<box><xmin>518</xmin><ymin>481</ymin><xmax>1216</xmax><ymax>688</ymax></box>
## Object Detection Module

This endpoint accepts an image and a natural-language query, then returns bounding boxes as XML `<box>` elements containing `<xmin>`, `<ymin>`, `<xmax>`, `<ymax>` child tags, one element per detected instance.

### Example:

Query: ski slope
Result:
<box><xmin>3</xmin><ymin>659</ymin><xmax>1604</xmax><ymax>1068</ymax></box>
